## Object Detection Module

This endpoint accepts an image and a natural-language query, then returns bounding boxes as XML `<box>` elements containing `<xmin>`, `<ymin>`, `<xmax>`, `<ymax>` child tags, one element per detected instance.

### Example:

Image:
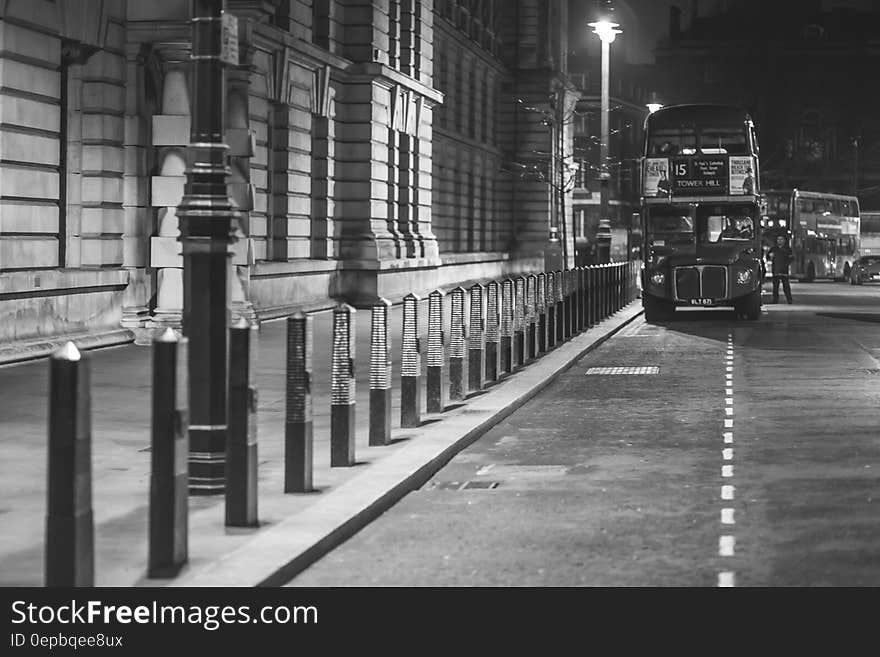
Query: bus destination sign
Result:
<box><xmin>671</xmin><ymin>158</ymin><xmax>727</xmax><ymax>194</ymax></box>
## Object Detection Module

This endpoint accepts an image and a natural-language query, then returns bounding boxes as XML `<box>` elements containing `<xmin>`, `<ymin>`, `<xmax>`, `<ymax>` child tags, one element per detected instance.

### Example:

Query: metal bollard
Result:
<box><xmin>330</xmin><ymin>303</ymin><xmax>356</xmax><ymax>467</ymax></box>
<box><xmin>285</xmin><ymin>312</ymin><xmax>313</xmax><ymax>492</ymax></box>
<box><xmin>448</xmin><ymin>287</ymin><xmax>467</xmax><ymax>400</ymax></box>
<box><xmin>500</xmin><ymin>279</ymin><xmax>513</xmax><ymax>373</ymax></box>
<box><xmin>537</xmin><ymin>273</ymin><xmax>547</xmax><ymax>353</ymax></box>
<box><xmin>546</xmin><ymin>271</ymin><xmax>556</xmax><ymax>349</ymax></box>
<box><xmin>514</xmin><ymin>277</ymin><xmax>526</xmax><ymax>367</ymax></box>
<box><xmin>369</xmin><ymin>299</ymin><xmax>392</xmax><ymax>446</ymax></box>
<box><xmin>485</xmin><ymin>281</ymin><xmax>500</xmax><ymax>382</ymax></box>
<box><xmin>526</xmin><ymin>274</ymin><xmax>538</xmax><ymax>360</ymax></box>
<box><xmin>562</xmin><ymin>270</ymin><xmax>572</xmax><ymax>341</ymax></box>
<box><xmin>576</xmin><ymin>267</ymin><xmax>586</xmax><ymax>332</ymax></box>
<box><xmin>149</xmin><ymin>329</ymin><xmax>188</xmax><ymax>577</ymax></box>
<box><xmin>400</xmin><ymin>293</ymin><xmax>422</xmax><ymax>428</ymax></box>
<box><xmin>589</xmin><ymin>266</ymin><xmax>597</xmax><ymax>326</ymax></box>
<box><xmin>555</xmin><ymin>270</ymin><xmax>565</xmax><ymax>344</ymax></box>
<box><xmin>227</xmin><ymin>319</ymin><xmax>259</xmax><ymax>528</ymax></box>
<box><xmin>468</xmin><ymin>284</ymin><xmax>484</xmax><ymax>392</ymax></box>
<box><xmin>426</xmin><ymin>290</ymin><xmax>446</xmax><ymax>413</ymax></box>
<box><xmin>46</xmin><ymin>342</ymin><xmax>94</xmax><ymax>586</ymax></box>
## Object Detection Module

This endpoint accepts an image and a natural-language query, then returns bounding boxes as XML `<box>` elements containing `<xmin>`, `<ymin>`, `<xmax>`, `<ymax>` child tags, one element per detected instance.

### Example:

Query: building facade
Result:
<box><xmin>0</xmin><ymin>0</ymin><xmax>575</xmax><ymax>361</ymax></box>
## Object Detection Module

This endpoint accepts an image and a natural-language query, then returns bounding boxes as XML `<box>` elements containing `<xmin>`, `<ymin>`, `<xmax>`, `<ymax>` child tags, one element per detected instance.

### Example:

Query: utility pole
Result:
<box><xmin>177</xmin><ymin>0</ymin><xmax>239</xmax><ymax>495</ymax></box>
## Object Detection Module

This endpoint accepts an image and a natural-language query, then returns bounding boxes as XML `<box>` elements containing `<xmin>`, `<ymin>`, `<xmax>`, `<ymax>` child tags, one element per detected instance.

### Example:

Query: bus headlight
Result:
<box><xmin>736</xmin><ymin>269</ymin><xmax>753</xmax><ymax>285</ymax></box>
<box><xmin>650</xmin><ymin>271</ymin><xmax>666</xmax><ymax>285</ymax></box>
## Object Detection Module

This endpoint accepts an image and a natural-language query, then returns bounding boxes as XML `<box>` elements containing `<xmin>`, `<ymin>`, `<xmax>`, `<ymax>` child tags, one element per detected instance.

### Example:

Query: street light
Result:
<box><xmin>588</xmin><ymin>17</ymin><xmax>621</xmax><ymax>264</ymax></box>
<box><xmin>646</xmin><ymin>91</ymin><xmax>663</xmax><ymax>115</ymax></box>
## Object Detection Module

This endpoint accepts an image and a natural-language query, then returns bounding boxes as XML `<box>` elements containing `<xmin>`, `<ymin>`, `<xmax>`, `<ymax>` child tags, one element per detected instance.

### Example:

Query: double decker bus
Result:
<box><xmin>639</xmin><ymin>104</ymin><xmax>764</xmax><ymax>322</ymax></box>
<box><xmin>762</xmin><ymin>189</ymin><xmax>860</xmax><ymax>282</ymax></box>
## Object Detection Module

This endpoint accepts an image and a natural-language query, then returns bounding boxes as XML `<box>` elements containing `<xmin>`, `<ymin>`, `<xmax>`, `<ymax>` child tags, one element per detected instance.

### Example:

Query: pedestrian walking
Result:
<box><xmin>767</xmin><ymin>234</ymin><xmax>793</xmax><ymax>304</ymax></box>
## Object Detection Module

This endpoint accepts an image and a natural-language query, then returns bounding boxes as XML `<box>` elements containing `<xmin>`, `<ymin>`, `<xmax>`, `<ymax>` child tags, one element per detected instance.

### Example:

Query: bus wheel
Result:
<box><xmin>643</xmin><ymin>293</ymin><xmax>672</xmax><ymax>323</ymax></box>
<box><xmin>736</xmin><ymin>290</ymin><xmax>762</xmax><ymax>321</ymax></box>
<box><xmin>804</xmin><ymin>263</ymin><xmax>815</xmax><ymax>283</ymax></box>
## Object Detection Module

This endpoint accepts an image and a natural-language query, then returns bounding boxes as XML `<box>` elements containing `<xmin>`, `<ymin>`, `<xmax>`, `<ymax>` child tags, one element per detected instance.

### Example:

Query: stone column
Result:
<box><xmin>147</xmin><ymin>48</ymin><xmax>190</xmax><ymax>331</ymax></box>
<box><xmin>121</xmin><ymin>43</ymin><xmax>155</xmax><ymax>341</ymax></box>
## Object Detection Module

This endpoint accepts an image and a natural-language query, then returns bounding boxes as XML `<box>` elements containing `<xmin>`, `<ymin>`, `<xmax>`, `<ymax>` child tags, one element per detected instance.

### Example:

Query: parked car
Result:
<box><xmin>849</xmin><ymin>255</ymin><xmax>880</xmax><ymax>284</ymax></box>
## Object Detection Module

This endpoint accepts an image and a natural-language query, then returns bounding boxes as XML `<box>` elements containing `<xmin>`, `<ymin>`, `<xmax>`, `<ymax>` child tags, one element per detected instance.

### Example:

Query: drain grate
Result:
<box><xmin>425</xmin><ymin>480</ymin><xmax>500</xmax><ymax>491</ymax></box>
<box><xmin>585</xmin><ymin>366</ymin><xmax>659</xmax><ymax>375</ymax></box>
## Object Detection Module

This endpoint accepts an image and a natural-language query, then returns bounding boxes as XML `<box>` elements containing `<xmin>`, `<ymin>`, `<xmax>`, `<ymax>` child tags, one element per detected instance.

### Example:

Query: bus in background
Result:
<box><xmin>639</xmin><ymin>104</ymin><xmax>765</xmax><ymax>322</ymax></box>
<box><xmin>859</xmin><ymin>211</ymin><xmax>880</xmax><ymax>255</ymax></box>
<box><xmin>761</xmin><ymin>189</ymin><xmax>860</xmax><ymax>282</ymax></box>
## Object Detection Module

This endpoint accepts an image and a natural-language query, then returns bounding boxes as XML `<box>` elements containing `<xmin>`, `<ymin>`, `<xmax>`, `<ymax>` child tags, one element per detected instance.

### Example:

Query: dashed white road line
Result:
<box><xmin>719</xmin><ymin>332</ymin><xmax>737</xmax><ymax>586</ymax></box>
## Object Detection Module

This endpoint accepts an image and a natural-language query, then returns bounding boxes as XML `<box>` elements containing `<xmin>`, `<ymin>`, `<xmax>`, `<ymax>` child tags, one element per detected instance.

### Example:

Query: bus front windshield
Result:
<box><xmin>697</xmin><ymin>205</ymin><xmax>758</xmax><ymax>244</ymax></box>
<box><xmin>647</xmin><ymin>206</ymin><xmax>695</xmax><ymax>244</ymax></box>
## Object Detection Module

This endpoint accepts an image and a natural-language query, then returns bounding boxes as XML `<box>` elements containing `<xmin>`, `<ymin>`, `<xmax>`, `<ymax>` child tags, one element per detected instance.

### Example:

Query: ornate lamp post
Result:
<box><xmin>588</xmin><ymin>16</ymin><xmax>621</xmax><ymax>264</ymax></box>
<box><xmin>177</xmin><ymin>0</ymin><xmax>239</xmax><ymax>495</ymax></box>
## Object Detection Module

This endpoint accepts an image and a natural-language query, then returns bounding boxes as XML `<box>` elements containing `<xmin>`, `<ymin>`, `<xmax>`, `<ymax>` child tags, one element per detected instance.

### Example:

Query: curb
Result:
<box><xmin>171</xmin><ymin>301</ymin><xmax>644</xmax><ymax>587</ymax></box>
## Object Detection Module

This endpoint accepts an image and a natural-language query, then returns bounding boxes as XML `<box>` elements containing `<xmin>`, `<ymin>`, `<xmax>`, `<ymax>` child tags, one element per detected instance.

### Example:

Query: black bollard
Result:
<box><xmin>400</xmin><ymin>293</ymin><xmax>422</xmax><ymax>428</ymax></box>
<box><xmin>226</xmin><ymin>319</ymin><xmax>259</xmax><ymax>528</ymax></box>
<box><xmin>513</xmin><ymin>277</ymin><xmax>526</xmax><ymax>367</ymax></box>
<box><xmin>426</xmin><ymin>290</ymin><xmax>446</xmax><ymax>413</ymax></box>
<box><xmin>448</xmin><ymin>287</ymin><xmax>467</xmax><ymax>400</ymax></box>
<box><xmin>285</xmin><ymin>312</ymin><xmax>313</xmax><ymax>492</ymax></box>
<box><xmin>485</xmin><ymin>281</ymin><xmax>500</xmax><ymax>382</ymax></box>
<box><xmin>537</xmin><ymin>273</ymin><xmax>547</xmax><ymax>353</ymax></box>
<box><xmin>500</xmin><ymin>279</ymin><xmax>513</xmax><ymax>374</ymax></box>
<box><xmin>149</xmin><ymin>329</ymin><xmax>188</xmax><ymax>577</ymax></box>
<box><xmin>46</xmin><ymin>342</ymin><xmax>94</xmax><ymax>587</ymax></box>
<box><xmin>562</xmin><ymin>270</ymin><xmax>572</xmax><ymax>341</ymax></box>
<box><xmin>331</xmin><ymin>303</ymin><xmax>356</xmax><ymax>466</ymax></box>
<box><xmin>579</xmin><ymin>267</ymin><xmax>587</xmax><ymax>331</ymax></box>
<box><xmin>369</xmin><ymin>299</ymin><xmax>392</xmax><ymax>446</ymax></box>
<box><xmin>555</xmin><ymin>270</ymin><xmax>565</xmax><ymax>343</ymax></box>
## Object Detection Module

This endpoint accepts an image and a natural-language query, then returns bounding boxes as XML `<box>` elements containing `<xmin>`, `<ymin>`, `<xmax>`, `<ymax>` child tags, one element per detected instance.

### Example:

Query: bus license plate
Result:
<box><xmin>690</xmin><ymin>298</ymin><xmax>715</xmax><ymax>306</ymax></box>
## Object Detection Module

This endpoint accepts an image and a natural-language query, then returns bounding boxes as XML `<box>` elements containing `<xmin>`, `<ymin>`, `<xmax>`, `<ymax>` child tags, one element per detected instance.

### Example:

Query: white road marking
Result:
<box><xmin>476</xmin><ymin>464</ymin><xmax>495</xmax><ymax>475</ymax></box>
<box><xmin>725</xmin><ymin>398</ymin><xmax>733</xmax><ymax>405</ymax></box>
<box><xmin>722</xmin><ymin>448</ymin><xmax>733</xmax><ymax>460</ymax></box>
<box><xmin>722</xmin><ymin>465</ymin><xmax>734</xmax><ymax>477</ymax></box>
<box><xmin>721</xmin><ymin>508</ymin><xmax>735</xmax><ymax>524</ymax></box>
<box><xmin>725</xmin><ymin>407</ymin><xmax>733</xmax><ymax>415</ymax></box>
<box><xmin>718</xmin><ymin>572</ymin><xmax>736</xmax><ymax>587</ymax></box>
<box><xmin>723</xmin><ymin>432</ymin><xmax>733</xmax><ymax>444</ymax></box>
<box><xmin>726</xmin><ymin>366</ymin><xmax>733</xmax><ymax>372</ymax></box>
<box><xmin>724</xmin><ymin>419</ymin><xmax>733</xmax><ymax>428</ymax></box>
<box><xmin>719</xmin><ymin>535</ymin><xmax>735</xmax><ymax>556</ymax></box>
<box><xmin>726</xmin><ymin>388</ymin><xmax>733</xmax><ymax>395</ymax></box>
<box><xmin>721</xmin><ymin>485</ymin><xmax>735</xmax><ymax>500</ymax></box>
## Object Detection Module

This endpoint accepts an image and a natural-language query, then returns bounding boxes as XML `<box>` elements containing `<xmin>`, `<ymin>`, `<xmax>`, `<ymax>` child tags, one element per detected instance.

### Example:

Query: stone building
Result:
<box><xmin>0</xmin><ymin>0</ymin><xmax>576</xmax><ymax>361</ymax></box>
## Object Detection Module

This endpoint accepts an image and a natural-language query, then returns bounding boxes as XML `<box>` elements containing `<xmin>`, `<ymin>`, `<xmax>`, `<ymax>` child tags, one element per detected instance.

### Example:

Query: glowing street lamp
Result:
<box><xmin>588</xmin><ymin>17</ymin><xmax>622</xmax><ymax>264</ymax></box>
<box><xmin>646</xmin><ymin>91</ymin><xmax>663</xmax><ymax>115</ymax></box>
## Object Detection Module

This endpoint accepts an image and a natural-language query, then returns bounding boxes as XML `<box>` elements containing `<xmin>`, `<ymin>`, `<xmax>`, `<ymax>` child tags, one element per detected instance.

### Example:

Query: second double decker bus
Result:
<box><xmin>639</xmin><ymin>104</ymin><xmax>765</xmax><ymax>322</ymax></box>
<box><xmin>762</xmin><ymin>189</ymin><xmax>860</xmax><ymax>282</ymax></box>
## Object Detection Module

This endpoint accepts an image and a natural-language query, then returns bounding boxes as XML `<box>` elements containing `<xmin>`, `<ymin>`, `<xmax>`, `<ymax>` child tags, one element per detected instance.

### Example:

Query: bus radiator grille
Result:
<box><xmin>674</xmin><ymin>266</ymin><xmax>727</xmax><ymax>300</ymax></box>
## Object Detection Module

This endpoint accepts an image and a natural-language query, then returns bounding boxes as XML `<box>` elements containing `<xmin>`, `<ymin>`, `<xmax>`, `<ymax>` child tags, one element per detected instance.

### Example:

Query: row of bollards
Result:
<box><xmin>43</xmin><ymin>261</ymin><xmax>639</xmax><ymax>585</ymax></box>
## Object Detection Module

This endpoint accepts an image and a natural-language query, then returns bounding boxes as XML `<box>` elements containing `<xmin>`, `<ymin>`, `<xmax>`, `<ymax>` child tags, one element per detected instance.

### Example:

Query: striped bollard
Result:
<box><xmin>500</xmin><ymin>279</ymin><xmax>513</xmax><ymax>374</ymax></box>
<box><xmin>546</xmin><ymin>272</ymin><xmax>556</xmax><ymax>349</ymax></box>
<box><xmin>537</xmin><ymin>273</ymin><xmax>547</xmax><ymax>353</ymax></box>
<box><xmin>485</xmin><ymin>281</ymin><xmax>500</xmax><ymax>382</ymax></box>
<box><xmin>426</xmin><ymin>290</ymin><xmax>446</xmax><ymax>413</ymax></box>
<box><xmin>285</xmin><ymin>312</ymin><xmax>313</xmax><ymax>492</ymax></box>
<box><xmin>526</xmin><ymin>274</ymin><xmax>538</xmax><ymax>360</ymax></box>
<box><xmin>46</xmin><ymin>342</ymin><xmax>94</xmax><ymax>586</ymax></box>
<box><xmin>555</xmin><ymin>270</ymin><xmax>565</xmax><ymax>343</ymax></box>
<box><xmin>369</xmin><ymin>299</ymin><xmax>392</xmax><ymax>446</ymax></box>
<box><xmin>331</xmin><ymin>303</ymin><xmax>356</xmax><ymax>467</ymax></box>
<box><xmin>149</xmin><ymin>329</ymin><xmax>188</xmax><ymax>577</ymax></box>
<box><xmin>448</xmin><ymin>287</ymin><xmax>467</xmax><ymax>400</ymax></box>
<box><xmin>226</xmin><ymin>319</ymin><xmax>259</xmax><ymax>528</ymax></box>
<box><xmin>514</xmin><ymin>277</ymin><xmax>526</xmax><ymax>367</ymax></box>
<box><xmin>400</xmin><ymin>293</ymin><xmax>422</xmax><ymax>428</ymax></box>
<box><xmin>468</xmin><ymin>284</ymin><xmax>484</xmax><ymax>392</ymax></box>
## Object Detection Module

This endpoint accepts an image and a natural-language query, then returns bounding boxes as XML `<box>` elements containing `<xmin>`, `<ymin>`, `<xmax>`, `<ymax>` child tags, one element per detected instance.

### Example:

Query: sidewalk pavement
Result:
<box><xmin>0</xmin><ymin>296</ymin><xmax>643</xmax><ymax>587</ymax></box>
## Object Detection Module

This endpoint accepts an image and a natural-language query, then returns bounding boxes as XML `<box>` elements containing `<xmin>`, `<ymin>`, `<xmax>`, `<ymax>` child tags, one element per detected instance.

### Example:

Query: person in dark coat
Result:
<box><xmin>767</xmin><ymin>234</ymin><xmax>793</xmax><ymax>304</ymax></box>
